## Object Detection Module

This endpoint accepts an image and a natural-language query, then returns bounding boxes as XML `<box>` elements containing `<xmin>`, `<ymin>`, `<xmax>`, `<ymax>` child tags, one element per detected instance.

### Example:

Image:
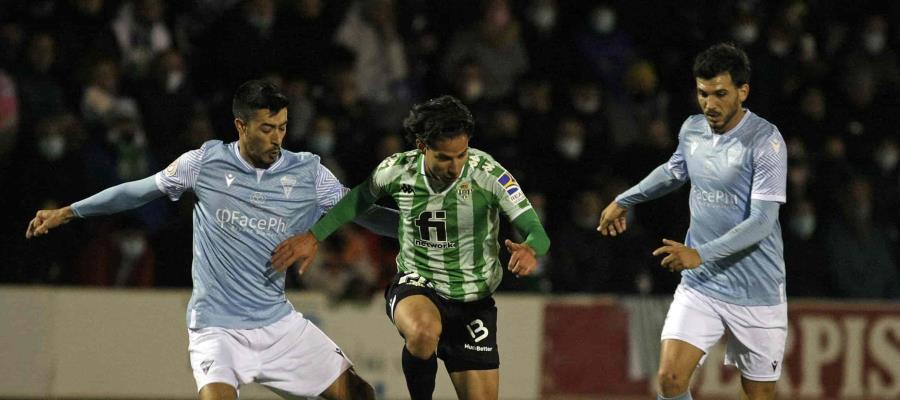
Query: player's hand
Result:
<box><xmin>597</xmin><ymin>201</ymin><xmax>628</xmax><ymax>237</ymax></box>
<box><xmin>505</xmin><ymin>239</ymin><xmax>537</xmax><ymax>277</ymax></box>
<box><xmin>652</xmin><ymin>239</ymin><xmax>702</xmax><ymax>272</ymax></box>
<box><xmin>270</xmin><ymin>232</ymin><xmax>319</xmax><ymax>274</ymax></box>
<box><xmin>25</xmin><ymin>206</ymin><xmax>75</xmax><ymax>239</ymax></box>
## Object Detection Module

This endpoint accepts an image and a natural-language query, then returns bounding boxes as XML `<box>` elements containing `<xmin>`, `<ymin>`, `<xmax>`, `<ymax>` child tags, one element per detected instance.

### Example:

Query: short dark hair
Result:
<box><xmin>403</xmin><ymin>95</ymin><xmax>474</xmax><ymax>148</ymax></box>
<box><xmin>232</xmin><ymin>80</ymin><xmax>289</xmax><ymax>122</ymax></box>
<box><xmin>693</xmin><ymin>43</ymin><xmax>751</xmax><ymax>86</ymax></box>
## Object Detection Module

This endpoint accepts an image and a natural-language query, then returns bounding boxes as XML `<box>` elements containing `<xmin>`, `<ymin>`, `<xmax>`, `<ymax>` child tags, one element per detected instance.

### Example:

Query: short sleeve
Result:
<box><xmin>315</xmin><ymin>164</ymin><xmax>350</xmax><ymax>216</ymax></box>
<box><xmin>155</xmin><ymin>147</ymin><xmax>203</xmax><ymax>201</ymax></box>
<box><xmin>491</xmin><ymin>169</ymin><xmax>533</xmax><ymax>221</ymax></box>
<box><xmin>751</xmin><ymin>127</ymin><xmax>788</xmax><ymax>203</ymax></box>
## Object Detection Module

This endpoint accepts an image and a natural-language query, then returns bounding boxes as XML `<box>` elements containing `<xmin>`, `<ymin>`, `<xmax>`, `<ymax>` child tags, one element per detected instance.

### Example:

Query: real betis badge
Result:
<box><xmin>457</xmin><ymin>181</ymin><xmax>472</xmax><ymax>200</ymax></box>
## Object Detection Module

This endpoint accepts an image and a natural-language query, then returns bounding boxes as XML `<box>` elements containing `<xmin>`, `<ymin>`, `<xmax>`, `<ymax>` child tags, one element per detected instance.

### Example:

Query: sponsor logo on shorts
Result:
<box><xmin>200</xmin><ymin>359</ymin><xmax>214</xmax><ymax>374</ymax></box>
<box><xmin>772</xmin><ymin>360</ymin><xmax>778</xmax><ymax>371</ymax></box>
<box><xmin>398</xmin><ymin>272</ymin><xmax>434</xmax><ymax>289</ymax></box>
<box><xmin>335</xmin><ymin>347</ymin><xmax>345</xmax><ymax>357</ymax></box>
<box><xmin>463</xmin><ymin>343</ymin><xmax>494</xmax><ymax>352</ymax></box>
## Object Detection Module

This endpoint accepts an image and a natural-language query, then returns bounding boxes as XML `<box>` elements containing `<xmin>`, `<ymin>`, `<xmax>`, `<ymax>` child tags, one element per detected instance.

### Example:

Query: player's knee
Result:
<box><xmin>403</xmin><ymin>319</ymin><xmax>440</xmax><ymax>358</ymax></box>
<box><xmin>657</xmin><ymin>368</ymin><xmax>690</xmax><ymax>396</ymax></box>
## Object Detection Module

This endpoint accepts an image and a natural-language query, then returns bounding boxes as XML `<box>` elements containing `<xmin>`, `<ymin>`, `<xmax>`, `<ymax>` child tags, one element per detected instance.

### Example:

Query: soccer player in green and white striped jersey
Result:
<box><xmin>272</xmin><ymin>96</ymin><xmax>550</xmax><ymax>399</ymax></box>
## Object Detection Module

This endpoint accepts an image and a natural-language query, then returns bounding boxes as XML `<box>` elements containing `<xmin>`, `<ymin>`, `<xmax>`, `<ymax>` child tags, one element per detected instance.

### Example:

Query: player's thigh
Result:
<box><xmin>257</xmin><ymin>313</ymin><xmax>353</xmax><ymax>398</ymax></box>
<box><xmin>449</xmin><ymin>368</ymin><xmax>499</xmax><ymax>400</ymax></box>
<box><xmin>659</xmin><ymin>285</ymin><xmax>726</xmax><ymax>375</ymax></box>
<box><xmin>740</xmin><ymin>376</ymin><xmax>777</xmax><ymax>400</ymax></box>
<box><xmin>385</xmin><ymin>272</ymin><xmax>443</xmax><ymax>339</ymax></box>
<box><xmin>722</xmin><ymin>302</ymin><xmax>787</xmax><ymax>382</ymax></box>
<box><xmin>188</xmin><ymin>327</ymin><xmax>249</xmax><ymax>394</ymax></box>
<box><xmin>198</xmin><ymin>382</ymin><xmax>237</xmax><ymax>400</ymax></box>
<box><xmin>439</xmin><ymin>297</ymin><xmax>499</xmax><ymax>374</ymax></box>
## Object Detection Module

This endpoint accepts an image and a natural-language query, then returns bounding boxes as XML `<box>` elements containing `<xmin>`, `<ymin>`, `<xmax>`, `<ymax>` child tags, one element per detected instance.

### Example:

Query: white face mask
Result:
<box><xmin>309</xmin><ymin>132</ymin><xmax>335</xmax><ymax>154</ymax></box>
<box><xmin>38</xmin><ymin>133</ymin><xmax>67</xmax><ymax>161</ymax></box>
<box><xmin>118</xmin><ymin>234</ymin><xmax>147</xmax><ymax>261</ymax></box>
<box><xmin>462</xmin><ymin>81</ymin><xmax>484</xmax><ymax>102</ymax></box>
<box><xmin>591</xmin><ymin>8</ymin><xmax>616</xmax><ymax>34</ymax></box>
<box><xmin>769</xmin><ymin>39</ymin><xmax>790</xmax><ymax>56</ymax></box>
<box><xmin>556</xmin><ymin>137</ymin><xmax>584</xmax><ymax>159</ymax></box>
<box><xmin>531</xmin><ymin>6</ymin><xmax>557</xmax><ymax>31</ymax></box>
<box><xmin>789</xmin><ymin>215</ymin><xmax>816</xmax><ymax>239</ymax></box>
<box><xmin>166</xmin><ymin>70</ymin><xmax>185</xmax><ymax>93</ymax></box>
<box><xmin>876</xmin><ymin>147</ymin><xmax>898</xmax><ymax>172</ymax></box>
<box><xmin>574</xmin><ymin>97</ymin><xmax>600</xmax><ymax>114</ymax></box>
<box><xmin>733</xmin><ymin>24</ymin><xmax>758</xmax><ymax>44</ymax></box>
<box><xmin>864</xmin><ymin>32</ymin><xmax>886</xmax><ymax>55</ymax></box>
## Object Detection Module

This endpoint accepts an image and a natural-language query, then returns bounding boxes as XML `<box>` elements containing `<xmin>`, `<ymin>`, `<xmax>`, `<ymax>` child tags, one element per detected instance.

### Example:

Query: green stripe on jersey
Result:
<box><xmin>374</xmin><ymin>148</ymin><xmax>532</xmax><ymax>301</ymax></box>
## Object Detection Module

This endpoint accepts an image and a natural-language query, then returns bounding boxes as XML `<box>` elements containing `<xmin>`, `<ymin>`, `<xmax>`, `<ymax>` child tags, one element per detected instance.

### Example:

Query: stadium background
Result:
<box><xmin>0</xmin><ymin>0</ymin><xmax>898</xmax><ymax>398</ymax></box>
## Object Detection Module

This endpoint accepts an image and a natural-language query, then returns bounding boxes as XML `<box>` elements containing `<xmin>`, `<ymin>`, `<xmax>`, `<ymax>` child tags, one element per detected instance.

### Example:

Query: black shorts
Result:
<box><xmin>384</xmin><ymin>271</ymin><xmax>499</xmax><ymax>372</ymax></box>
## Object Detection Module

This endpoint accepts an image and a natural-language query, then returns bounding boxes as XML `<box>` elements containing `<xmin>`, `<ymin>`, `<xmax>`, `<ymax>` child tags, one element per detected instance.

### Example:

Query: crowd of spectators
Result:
<box><xmin>1</xmin><ymin>0</ymin><xmax>898</xmax><ymax>300</ymax></box>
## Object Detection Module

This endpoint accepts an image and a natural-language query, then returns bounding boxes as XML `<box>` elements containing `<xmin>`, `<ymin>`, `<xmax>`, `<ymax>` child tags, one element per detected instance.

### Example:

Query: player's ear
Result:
<box><xmin>416</xmin><ymin>139</ymin><xmax>426</xmax><ymax>154</ymax></box>
<box><xmin>738</xmin><ymin>83</ymin><xmax>749</xmax><ymax>103</ymax></box>
<box><xmin>234</xmin><ymin>118</ymin><xmax>246</xmax><ymax>136</ymax></box>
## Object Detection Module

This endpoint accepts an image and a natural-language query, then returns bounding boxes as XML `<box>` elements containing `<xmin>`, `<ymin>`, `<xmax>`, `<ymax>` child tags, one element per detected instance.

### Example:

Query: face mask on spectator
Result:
<box><xmin>591</xmin><ymin>8</ymin><xmax>616</xmax><ymax>34</ymax></box>
<box><xmin>166</xmin><ymin>70</ymin><xmax>185</xmax><ymax>93</ymax></box>
<box><xmin>864</xmin><ymin>32</ymin><xmax>886</xmax><ymax>55</ymax></box>
<box><xmin>789</xmin><ymin>214</ymin><xmax>816</xmax><ymax>239</ymax></box>
<box><xmin>768</xmin><ymin>39</ymin><xmax>790</xmax><ymax>56</ymax></box>
<box><xmin>309</xmin><ymin>132</ymin><xmax>335</xmax><ymax>154</ymax></box>
<box><xmin>733</xmin><ymin>23</ymin><xmax>759</xmax><ymax>44</ymax></box>
<box><xmin>876</xmin><ymin>146</ymin><xmax>898</xmax><ymax>172</ymax></box>
<box><xmin>531</xmin><ymin>5</ymin><xmax>557</xmax><ymax>31</ymax></box>
<box><xmin>462</xmin><ymin>81</ymin><xmax>484</xmax><ymax>102</ymax></box>
<box><xmin>574</xmin><ymin>96</ymin><xmax>600</xmax><ymax>114</ymax></box>
<box><xmin>556</xmin><ymin>137</ymin><xmax>584</xmax><ymax>159</ymax></box>
<box><xmin>38</xmin><ymin>133</ymin><xmax>66</xmax><ymax>161</ymax></box>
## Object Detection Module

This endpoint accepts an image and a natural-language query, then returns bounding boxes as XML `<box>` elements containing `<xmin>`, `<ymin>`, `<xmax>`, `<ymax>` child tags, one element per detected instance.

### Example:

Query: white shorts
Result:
<box><xmin>660</xmin><ymin>284</ymin><xmax>787</xmax><ymax>381</ymax></box>
<box><xmin>188</xmin><ymin>312</ymin><xmax>352</xmax><ymax>397</ymax></box>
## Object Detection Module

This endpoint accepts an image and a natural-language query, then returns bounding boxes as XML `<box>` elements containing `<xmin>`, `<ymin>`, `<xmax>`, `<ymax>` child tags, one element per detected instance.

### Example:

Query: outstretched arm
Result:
<box><xmin>598</xmin><ymin>164</ymin><xmax>686</xmax><ymax>236</ymax></box>
<box><xmin>26</xmin><ymin>176</ymin><xmax>163</xmax><ymax>238</ymax></box>
<box><xmin>505</xmin><ymin>209</ymin><xmax>550</xmax><ymax>277</ymax></box>
<box><xmin>352</xmin><ymin>205</ymin><xmax>399</xmax><ymax>238</ymax></box>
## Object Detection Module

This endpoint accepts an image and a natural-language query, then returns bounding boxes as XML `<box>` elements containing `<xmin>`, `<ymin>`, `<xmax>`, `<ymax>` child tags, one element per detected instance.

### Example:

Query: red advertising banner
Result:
<box><xmin>542</xmin><ymin>298</ymin><xmax>900</xmax><ymax>400</ymax></box>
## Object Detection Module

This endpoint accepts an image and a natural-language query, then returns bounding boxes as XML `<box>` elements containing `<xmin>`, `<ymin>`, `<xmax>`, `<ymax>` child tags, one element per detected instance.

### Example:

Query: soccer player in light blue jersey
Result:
<box><xmin>598</xmin><ymin>43</ymin><xmax>788</xmax><ymax>400</ymax></box>
<box><xmin>25</xmin><ymin>80</ymin><xmax>398</xmax><ymax>400</ymax></box>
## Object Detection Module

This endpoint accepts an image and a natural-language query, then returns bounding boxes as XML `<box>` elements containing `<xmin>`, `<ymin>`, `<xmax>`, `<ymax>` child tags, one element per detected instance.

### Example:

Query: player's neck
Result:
<box><xmin>714</xmin><ymin>108</ymin><xmax>747</xmax><ymax>134</ymax></box>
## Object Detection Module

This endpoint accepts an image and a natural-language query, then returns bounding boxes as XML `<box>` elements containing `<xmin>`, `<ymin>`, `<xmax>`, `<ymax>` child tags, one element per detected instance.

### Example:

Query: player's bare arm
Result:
<box><xmin>25</xmin><ymin>206</ymin><xmax>76</xmax><ymax>239</ymax></box>
<box><xmin>270</xmin><ymin>232</ymin><xmax>319</xmax><ymax>274</ymax></box>
<box><xmin>652</xmin><ymin>238</ymin><xmax>702</xmax><ymax>272</ymax></box>
<box><xmin>597</xmin><ymin>200</ymin><xmax>628</xmax><ymax>237</ymax></box>
<box><xmin>505</xmin><ymin>239</ymin><xmax>537</xmax><ymax>277</ymax></box>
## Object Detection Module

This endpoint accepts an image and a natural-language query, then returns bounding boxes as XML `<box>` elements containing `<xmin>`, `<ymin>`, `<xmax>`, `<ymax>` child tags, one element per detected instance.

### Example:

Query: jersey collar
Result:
<box><xmin>706</xmin><ymin>108</ymin><xmax>752</xmax><ymax>137</ymax></box>
<box><xmin>232</xmin><ymin>141</ymin><xmax>286</xmax><ymax>173</ymax></box>
<box><xmin>418</xmin><ymin>151</ymin><xmax>470</xmax><ymax>195</ymax></box>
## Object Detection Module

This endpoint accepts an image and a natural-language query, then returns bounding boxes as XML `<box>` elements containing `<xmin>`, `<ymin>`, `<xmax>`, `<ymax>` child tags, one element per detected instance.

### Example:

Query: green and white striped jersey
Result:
<box><xmin>367</xmin><ymin>148</ymin><xmax>533</xmax><ymax>301</ymax></box>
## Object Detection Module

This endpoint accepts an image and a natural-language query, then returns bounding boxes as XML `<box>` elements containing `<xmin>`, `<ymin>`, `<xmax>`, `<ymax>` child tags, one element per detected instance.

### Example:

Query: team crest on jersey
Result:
<box><xmin>164</xmin><ymin>159</ymin><xmax>178</xmax><ymax>176</ymax></box>
<box><xmin>497</xmin><ymin>172</ymin><xmax>525</xmax><ymax>203</ymax></box>
<box><xmin>457</xmin><ymin>181</ymin><xmax>472</xmax><ymax>200</ymax></box>
<box><xmin>280</xmin><ymin>176</ymin><xmax>296</xmax><ymax>198</ymax></box>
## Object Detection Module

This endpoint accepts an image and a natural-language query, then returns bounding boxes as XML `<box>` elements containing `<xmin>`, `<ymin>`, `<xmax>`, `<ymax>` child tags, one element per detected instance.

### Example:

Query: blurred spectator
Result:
<box><xmin>335</xmin><ymin>0</ymin><xmax>410</xmax><ymax>123</ymax></box>
<box><xmin>300</xmin><ymin>226</ymin><xmax>379</xmax><ymax>303</ymax></box>
<box><xmin>573</xmin><ymin>3</ymin><xmax>635</xmax><ymax>98</ymax></box>
<box><xmin>520</xmin><ymin>0</ymin><xmax>576</xmax><ymax>77</ymax></box>
<box><xmin>442</xmin><ymin>0</ymin><xmax>529</xmax><ymax>101</ymax></box>
<box><xmin>15</xmin><ymin>32</ymin><xmax>66</xmax><ymax>136</ymax></box>
<box><xmin>135</xmin><ymin>49</ymin><xmax>193</xmax><ymax>163</ymax></box>
<box><xmin>783</xmin><ymin>199</ymin><xmax>828</xmax><ymax>297</ymax></box>
<box><xmin>0</xmin><ymin>69</ymin><xmax>18</xmax><ymax>164</ymax></box>
<box><xmin>550</xmin><ymin>190</ymin><xmax>618</xmax><ymax>293</ymax></box>
<box><xmin>111</xmin><ymin>0</ymin><xmax>173</xmax><ymax>79</ymax></box>
<box><xmin>821</xmin><ymin>176</ymin><xmax>900</xmax><ymax>298</ymax></box>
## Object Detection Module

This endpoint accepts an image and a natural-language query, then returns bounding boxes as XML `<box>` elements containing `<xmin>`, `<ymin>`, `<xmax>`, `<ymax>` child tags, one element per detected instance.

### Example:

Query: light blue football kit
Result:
<box><xmin>616</xmin><ymin>110</ymin><xmax>787</xmax><ymax>306</ymax></box>
<box><xmin>74</xmin><ymin>140</ymin><xmax>395</xmax><ymax>328</ymax></box>
<box><xmin>616</xmin><ymin>110</ymin><xmax>789</xmax><ymax>383</ymax></box>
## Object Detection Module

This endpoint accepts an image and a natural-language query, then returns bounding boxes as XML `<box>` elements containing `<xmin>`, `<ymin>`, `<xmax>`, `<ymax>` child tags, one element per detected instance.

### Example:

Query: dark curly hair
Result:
<box><xmin>403</xmin><ymin>95</ymin><xmax>474</xmax><ymax>148</ymax></box>
<box><xmin>693</xmin><ymin>43</ymin><xmax>751</xmax><ymax>86</ymax></box>
<box><xmin>232</xmin><ymin>79</ymin><xmax>289</xmax><ymax>122</ymax></box>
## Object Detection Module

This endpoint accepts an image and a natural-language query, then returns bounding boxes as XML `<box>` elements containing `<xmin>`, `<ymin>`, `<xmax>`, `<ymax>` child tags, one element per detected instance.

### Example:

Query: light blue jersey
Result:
<box><xmin>665</xmin><ymin>111</ymin><xmax>787</xmax><ymax>306</ymax></box>
<box><xmin>156</xmin><ymin>140</ymin><xmax>347</xmax><ymax>329</ymax></box>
